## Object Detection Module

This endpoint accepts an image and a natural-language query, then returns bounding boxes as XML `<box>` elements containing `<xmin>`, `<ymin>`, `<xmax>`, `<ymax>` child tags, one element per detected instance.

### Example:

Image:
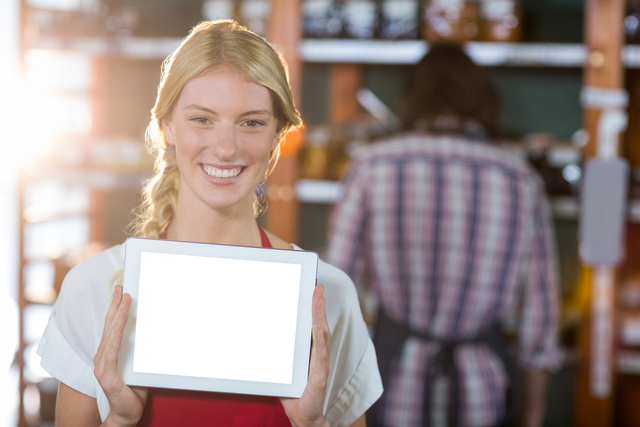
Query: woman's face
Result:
<box><xmin>162</xmin><ymin>67</ymin><xmax>279</xmax><ymax>215</ymax></box>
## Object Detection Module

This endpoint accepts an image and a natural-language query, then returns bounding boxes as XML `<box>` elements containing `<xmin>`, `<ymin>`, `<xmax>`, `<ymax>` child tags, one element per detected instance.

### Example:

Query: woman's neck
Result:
<box><xmin>166</xmin><ymin>201</ymin><xmax>262</xmax><ymax>248</ymax></box>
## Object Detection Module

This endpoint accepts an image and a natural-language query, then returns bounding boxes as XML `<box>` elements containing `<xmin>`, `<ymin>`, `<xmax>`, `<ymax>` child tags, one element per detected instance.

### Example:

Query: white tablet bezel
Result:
<box><xmin>117</xmin><ymin>237</ymin><xmax>318</xmax><ymax>398</ymax></box>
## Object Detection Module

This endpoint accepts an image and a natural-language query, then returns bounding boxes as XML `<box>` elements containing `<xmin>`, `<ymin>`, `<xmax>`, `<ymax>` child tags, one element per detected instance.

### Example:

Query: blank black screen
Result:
<box><xmin>136</xmin><ymin>255</ymin><xmax>298</xmax><ymax>381</ymax></box>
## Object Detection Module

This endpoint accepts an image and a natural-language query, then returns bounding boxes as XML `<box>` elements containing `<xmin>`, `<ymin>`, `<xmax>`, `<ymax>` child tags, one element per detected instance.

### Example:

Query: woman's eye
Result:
<box><xmin>191</xmin><ymin>117</ymin><xmax>210</xmax><ymax>124</ymax></box>
<box><xmin>243</xmin><ymin>120</ymin><xmax>265</xmax><ymax>127</ymax></box>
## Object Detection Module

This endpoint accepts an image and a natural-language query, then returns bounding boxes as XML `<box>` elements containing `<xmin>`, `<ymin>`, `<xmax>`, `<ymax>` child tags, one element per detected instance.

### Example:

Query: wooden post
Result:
<box><xmin>328</xmin><ymin>63</ymin><xmax>363</xmax><ymax>124</ymax></box>
<box><xmin>17</xmin><ymin>178</ymin><xmax>27</xmax><ymax>427</ymax></box>
<box><xmin>91</xmin><ymin>57</ymin><xmax>110</xmax><ymax>136</ymax></box>
<box><xmin>265</xmin><ymin>0</ymin><xmax>302</xmax><ymax>244</ymax></box>
<box><xmin>574</xmin><ymin>1</ymin><xmax>625</xmax><ymax>426</ymax></box>
<box><xmin>17</xmin><ymin>0</ymin><xmax>28</xmax><ymax>425</ymax></box>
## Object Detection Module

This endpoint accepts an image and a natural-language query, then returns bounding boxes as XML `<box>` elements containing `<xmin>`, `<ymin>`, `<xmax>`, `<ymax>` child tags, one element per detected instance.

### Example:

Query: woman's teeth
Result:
<box><xmin>201</xmin><ymin>164</ymin><xmax>242</xmax><ymax>178</ymax></box>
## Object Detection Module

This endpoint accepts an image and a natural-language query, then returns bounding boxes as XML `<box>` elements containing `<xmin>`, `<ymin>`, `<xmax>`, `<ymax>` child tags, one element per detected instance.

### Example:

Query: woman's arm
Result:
<box><xmin>56</xmin><ymin>285</ymin><xmax>148</xmax><ymax>427</ymax></box>
<box><xmin>56</xmin><ymin>382</ymin><xmax>102</xmax><ymax>426</ymax></box>
<box><xmin>56</xmin><ymin>381</ymin><xmax>148</xmax><ymax>427</ymax></box>
<box><xmin>348</xmin><ymin>414</ymin><xmax>366</xmax><ymax>427</ymax></box>
<box><xmin>519</xmin><ymin>369</ymin><xmax>549</xmax><ymax>427</ymax></box>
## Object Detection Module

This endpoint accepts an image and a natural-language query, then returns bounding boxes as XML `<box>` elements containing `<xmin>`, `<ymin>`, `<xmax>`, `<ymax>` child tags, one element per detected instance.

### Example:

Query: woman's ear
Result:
<box><xmin>271</xmin><ymin>131</ymin><xmax>281</xmax><ymax>151</ymax></box>
<box><xmin>161</xmin><ymin>118</ymin><xmax>176</xmax><ymax>146</ymax></box>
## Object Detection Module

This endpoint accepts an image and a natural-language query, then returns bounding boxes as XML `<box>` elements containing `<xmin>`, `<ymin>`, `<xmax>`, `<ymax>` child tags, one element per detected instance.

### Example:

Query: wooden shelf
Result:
<box><xmin>24</xmin><ymin>35</ymin><xmax>640</xmax><ymax>68</ymax></box>
<box><xmin>20</xmin><ymin>169</ymin><xmax>150</xmax><ymax>190</ymax></box>
<box><xmin>300</xmin><ymin>40</ymin><xmax>640</xmax><ymax>68</ymax></box>
<box><xmin>617</xmin><ymin>350</ymin><xmax>640</xmax><ymax>374</ymax></box>
<box><xmin>25</xmin><ymin>36</ymin><xmax>182</xmax><ymax>60</ymax></box>
<box><xmin>295</xmin><ymin>179</ymin><xmax>344</xmax><ymax>203</ymax></box>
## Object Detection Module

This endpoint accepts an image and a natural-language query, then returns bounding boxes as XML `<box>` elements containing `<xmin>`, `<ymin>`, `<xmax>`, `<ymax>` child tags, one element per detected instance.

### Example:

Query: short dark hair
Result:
<box><xmin>399</xmin><ymin>43</ymin><xmax>501</xmax><ymax>138</ymax></box>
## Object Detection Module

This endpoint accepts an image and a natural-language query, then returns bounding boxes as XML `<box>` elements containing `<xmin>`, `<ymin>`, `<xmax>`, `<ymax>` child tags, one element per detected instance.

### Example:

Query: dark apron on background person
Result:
<box><xmin>367</xmin><ymin>310</ymin><xmax>515</xmax><ymax>427</ymax></box>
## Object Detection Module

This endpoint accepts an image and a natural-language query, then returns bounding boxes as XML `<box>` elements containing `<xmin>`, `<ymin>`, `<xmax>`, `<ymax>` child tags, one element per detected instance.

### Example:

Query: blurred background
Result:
<box><xmin>1</xmin><ymin>0</ymin><xmax>640</xmax><ymax>426</ymax></box>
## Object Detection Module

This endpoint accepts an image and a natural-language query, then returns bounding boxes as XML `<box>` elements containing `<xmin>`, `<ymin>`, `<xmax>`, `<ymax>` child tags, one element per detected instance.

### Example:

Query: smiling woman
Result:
<box><xmin>160</xmin><ymin>68</ymin><xmax>281</xmax><ymax>223</ymax></box>
<box><xmin>134</xmin><ymin>20</ymin><xmax>301</xmax><ymax>240</ymax></box>
<box><xmin>36</xmin><ymin>19</ymin><xmax>382</xmax><ymax>427</ymax></box>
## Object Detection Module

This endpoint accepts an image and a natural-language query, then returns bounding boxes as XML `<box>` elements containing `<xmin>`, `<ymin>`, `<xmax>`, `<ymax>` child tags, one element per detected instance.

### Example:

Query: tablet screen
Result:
<box><xmin>132</xmin><ymin>251</ymin><xmax>302</xmax><ymax>385</ymax></box>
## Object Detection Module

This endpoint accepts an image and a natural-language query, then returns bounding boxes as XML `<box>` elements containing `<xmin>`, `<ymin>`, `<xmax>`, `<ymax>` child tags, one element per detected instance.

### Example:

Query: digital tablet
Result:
<box><xmin>117</xmin><ymin>237</ymin><xmax>319</xmax><ymax>398</ymax></box>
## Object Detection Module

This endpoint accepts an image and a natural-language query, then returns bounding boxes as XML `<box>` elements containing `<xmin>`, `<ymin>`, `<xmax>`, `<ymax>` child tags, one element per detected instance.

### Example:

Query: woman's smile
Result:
<box><xmin>200</xmin><ymin>164</ymin><xmax>244</xmax><ymax>178</ymax></box>
<box><xmin>200</xmin><ymin>163</ymin><xmax>247</xmax><ymax>186</ymax></box>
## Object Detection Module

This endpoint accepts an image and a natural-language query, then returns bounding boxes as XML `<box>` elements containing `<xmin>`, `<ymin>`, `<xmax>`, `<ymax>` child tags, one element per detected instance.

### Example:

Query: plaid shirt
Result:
<box><xmin>325</xmin><ymin>133</ymin><xmax>562</xmax><ymax>427</ymax></box>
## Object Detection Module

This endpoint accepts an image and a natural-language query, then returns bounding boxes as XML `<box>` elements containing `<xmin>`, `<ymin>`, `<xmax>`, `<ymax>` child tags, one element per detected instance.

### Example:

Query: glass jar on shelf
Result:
<box><xmin>326</xmin><ymin>125</ymin><xmax>352</xmax><ymax>180</ymax></box>
<box><xmin>202</xmin><ymin>0</ymin><xmax>236</xmax><ymax>22</ymax></box>
<box><xmin>343</xmin><ymin>0</ymin><xmax>378</xmax><ymax>39</ymax></box>
<box><xmin>479</xmin><ymin>0</ymin><xmax>522</xmax><ymax>42</ymax></box>
<box><xmin>237</xmin><ymin>0</ymin><xmax>271</xmax><ymax>37</ymax></box>
<box><xmin>524</xmin><ymin>133</ymin><xmax>582</xmax><ymax>197</ymax></box>
<box><xmin>378</xmin><ymin>0</ymin><xmax>420</xmax><ymax>40</ymax></box>
<box><xmin>421</xmin><ymin>0</ymin><xmax>480</xmax><ymax>43</ymax></box>
<box><xmin>299</xmin><ymin>126</ymin><xmax>331</xmax><ymax>180</ymax></box>
<box><xmin>302</xmin><ymin>0</ymin><xmax>346</xmax><ymax>38</ymax></box>
<box><xmin>626</xmin><ymin>0</ymin><xmax>640</xmax><ymax>44</ymax></box>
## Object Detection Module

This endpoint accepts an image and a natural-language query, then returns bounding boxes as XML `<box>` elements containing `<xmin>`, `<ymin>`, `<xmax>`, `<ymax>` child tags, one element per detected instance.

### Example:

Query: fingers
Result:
<box><xmin>102</xmin><ymin>286</ymin><xmax>126</xmax><ymax>344</ymax></box>
<box><xmin>95</xmin><ymin>287</ymin><xmax>131</xmax><ymax>391</ymax></box>
<box><xmin>104</xmin><ymin>294</ymin><xmax>131</xmax><ymax>367</ymax></box>
<box><xmin>94</xmin><ymin>290</ymin><xmax>146</xmax><ymax>425</ymax></box>
<box><xmin>312</xmin><ymin>326</ymin><xmax>330</xmax><ymax>384</ymax></box>
<box><xmin>313</xmin><ymin>285</ymin><xmax>331</xmax><ymax>353</ymax></box>
<box><xmin>309</xmin><ymin>285</ymin><xmax>331</xmax><ymax>382</ymax></box>
<box><xmin>105</xmin><ymin>285</ymin><xmax>123</xmax><ymax>329</ymax></box>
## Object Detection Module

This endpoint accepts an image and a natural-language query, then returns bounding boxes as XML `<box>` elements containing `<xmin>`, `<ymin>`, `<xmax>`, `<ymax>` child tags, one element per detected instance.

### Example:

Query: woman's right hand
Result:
<box><xmin>94</xmin><ymin>285</ymin><xmax>148</xmax><ymax>427</ymax></box>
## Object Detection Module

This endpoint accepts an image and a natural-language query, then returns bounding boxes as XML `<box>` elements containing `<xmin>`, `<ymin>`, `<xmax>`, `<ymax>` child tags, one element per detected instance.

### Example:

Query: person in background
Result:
<box><xmin>325</xmin><ymin>43</ymin><xmax>561</xmax><ymax>427</ymax></box>
<box><xmin>37</xmin><ymin>20</ymin><xmax>382</xmax><ymax>427</ymax></box>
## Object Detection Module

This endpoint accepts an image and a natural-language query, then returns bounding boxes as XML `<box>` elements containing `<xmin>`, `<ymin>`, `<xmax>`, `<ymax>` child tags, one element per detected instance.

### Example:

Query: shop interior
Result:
<box><xmin>0</xmin><ymin>0</ymin><xmax>638</xmax><ymax>426</ymax></box>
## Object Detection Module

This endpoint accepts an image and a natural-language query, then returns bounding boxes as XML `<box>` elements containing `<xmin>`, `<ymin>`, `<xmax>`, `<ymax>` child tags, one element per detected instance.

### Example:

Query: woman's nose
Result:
<box><xmin>210</xmin><ymin>124</ymin><xmax>238</xmax><ymax>160</ymax></box>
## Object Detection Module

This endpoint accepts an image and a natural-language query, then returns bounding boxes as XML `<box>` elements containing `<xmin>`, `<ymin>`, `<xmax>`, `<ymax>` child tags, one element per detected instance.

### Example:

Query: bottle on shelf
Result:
<box><xmin>298</xmin><ymin>125</ymin><xmax>331</xmax><ymax>180</ymax></box>
<box><xmin>202</xmin><ymin>0</ymin><xmax>236</xmax><ymax>22</ymax></box>
<box><xmin>378</xmin><ymin>0</ymin><xmax>420</xmax><ymax>40</ymax></box>
<box><xmin>421</xmin><ymin>0</ymin><xmax>480</xmax><ymax>43</ymax></box>
<box><xmin>299</xmin><ymin>120</ymin><xmax>389</xmax><ymax>181</ymax></box>
<box><xmin>478</xmin><ymin>0</ymin><xmax>522</xmax><ymax>42</ymax></box>
<box><xmin>325</xmin><ymin>125</ymin><xmax>352</xmax><ymax>180</ymax></box>
<box><xmin>236</xmin><ymin>0</ymin><xmax>272</xmax><ymax>37</ymax></box>
<box><xmin>524</xmin><ymin>132</ymin><xmax>582</xmax><ymax>198</ymax></box>
<box><xmin>626</xmin><ymin>0</ymin><xmax>640</xmax><ymax>44</ymax></box>
<box><xmin>342</xmin><ymin>0</ymin><xmax>378</xmax><ymax>39</ymax></box>
<box><xmin>302</xmin><ymin>0</ymin><xmax>346</xmax><ymax>38</ymax></box>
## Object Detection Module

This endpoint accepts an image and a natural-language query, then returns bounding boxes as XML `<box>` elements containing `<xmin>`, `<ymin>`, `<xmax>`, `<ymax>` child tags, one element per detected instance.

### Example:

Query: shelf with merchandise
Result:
<box><xmin>301</xmin><ymin>40</ymin><xmax>640</xmax><ymax>68</ymax></box>
<box><xmin>23</xmin><ymin>32</ymin><xmax>640</xmax><ymax>69</ymax></box>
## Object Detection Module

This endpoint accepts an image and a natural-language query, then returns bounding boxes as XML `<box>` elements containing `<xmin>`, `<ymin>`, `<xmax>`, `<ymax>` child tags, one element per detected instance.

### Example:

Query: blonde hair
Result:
<box><xmin>131</xmin><ymin>20</ymin><xmax>302</xmax><ymax>239</ymax></box>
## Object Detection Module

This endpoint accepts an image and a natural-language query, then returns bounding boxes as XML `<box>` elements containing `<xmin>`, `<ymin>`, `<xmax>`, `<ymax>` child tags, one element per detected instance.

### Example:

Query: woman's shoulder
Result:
<box><xmin>289</xmin><ymin>244</ymin><xmax>360</xmax><ymax>310</ymax></box>
<box><xmin>61</xmin><ymin>244</ymin><xmax>125</xmax><ymax>287</ymax></box>
<box><xmin>46</xmin><ymin>243</ymin><xmax>126</xmax><ymax>377</ymax></box>
<box><xmin>56</xmin><ymin>243</ymin><xmax>125</xmax><ymax>313</ymax></box>
<box><xmin>262</xmin><ymin>228</ymin><xmax>294</xmax><ymax>250</ymax></box>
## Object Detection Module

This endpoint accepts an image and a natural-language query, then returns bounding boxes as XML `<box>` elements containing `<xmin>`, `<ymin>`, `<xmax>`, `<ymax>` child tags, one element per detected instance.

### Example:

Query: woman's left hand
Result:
<box><xmin>280</xmin><ymin>284</ymin><xmax>331</xmax><ymax>427</ymax></box>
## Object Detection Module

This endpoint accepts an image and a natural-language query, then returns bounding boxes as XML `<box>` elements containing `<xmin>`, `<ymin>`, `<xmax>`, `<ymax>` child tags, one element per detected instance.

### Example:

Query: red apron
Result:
<box><xmin>138</xmin><ymin>225</ymin><xmax>290</xmax><ymax>426</ymax></box>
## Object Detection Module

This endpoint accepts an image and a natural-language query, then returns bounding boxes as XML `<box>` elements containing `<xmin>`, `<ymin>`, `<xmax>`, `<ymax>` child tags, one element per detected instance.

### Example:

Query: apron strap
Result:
<box><xmin>367</xmin><ymin>311</ymin><xmax>411</xmax><ymax>427</ymax></box>
<box><xmin>369</xmin><ymin>311</ymin><xmax>515</xmax><ymax>427</ymax></box>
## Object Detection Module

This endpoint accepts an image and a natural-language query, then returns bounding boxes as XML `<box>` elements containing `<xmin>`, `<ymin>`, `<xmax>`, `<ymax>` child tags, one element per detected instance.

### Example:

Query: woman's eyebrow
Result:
<box><xmin>239</xmin><ymin>109</ymin><xmax>273</xmax><ymax>117</ymax></box>
<box><xmin>184</xmin><ymin>105</ymin><xmax>272</xmax><ymax>118</ymax></box>
<box><xmin>185</xmin><ymin>104</ymin><xmax>217</xmax><ymax>114</ymax></box>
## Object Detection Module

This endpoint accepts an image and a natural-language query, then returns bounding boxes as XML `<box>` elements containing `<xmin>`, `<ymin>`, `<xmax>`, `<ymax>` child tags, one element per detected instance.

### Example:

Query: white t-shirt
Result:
<box><xmin>37</xmin><ymin>243</ymin><xmax>382</xmax><ymax>427</ymax></box>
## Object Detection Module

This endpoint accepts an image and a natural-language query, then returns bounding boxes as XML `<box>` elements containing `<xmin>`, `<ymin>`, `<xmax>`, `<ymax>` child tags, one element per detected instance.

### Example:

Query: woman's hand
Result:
<box><xmin>281</xmin><ymin>284</ymin><xmax>332</xmax><ymax>427</ymax></box>
<box><xmin>94</xmin><ymin>285</ymin><xmax>148</xmax><ymax>427</ymax></box>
